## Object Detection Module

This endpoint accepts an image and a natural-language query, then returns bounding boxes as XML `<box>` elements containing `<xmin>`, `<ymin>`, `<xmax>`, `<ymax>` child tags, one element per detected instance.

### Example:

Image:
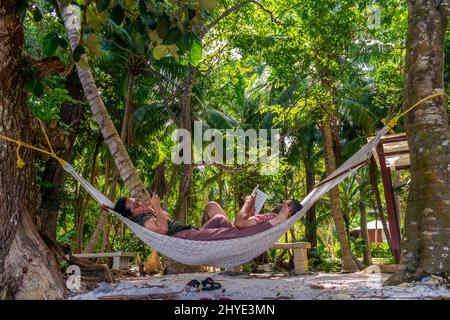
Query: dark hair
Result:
<box><xmin>272</xmin><ymin>200</ymin><xmax>303</xmax><ymax>215</ymax></box>
<box><xmin>114</xmin><ymin>197</ymin><xmax>132</xmax><ymax>218</ymax></box>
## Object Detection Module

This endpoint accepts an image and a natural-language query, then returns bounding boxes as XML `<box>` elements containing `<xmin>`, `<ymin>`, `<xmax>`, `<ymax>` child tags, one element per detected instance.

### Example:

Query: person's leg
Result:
<box><xmin>173</xmin><ymin>221</ymin><xmax>273</xmax><ymax>241</ymax></box>
<box><xmin>201</xmin><ymin>201</ymin><xmax>227</xmax><ymax>225</ymax></box>
<box><xmin>202</xmin><ymin>213</ymin><xmax>233</xmax><ymax>229</ymax></box>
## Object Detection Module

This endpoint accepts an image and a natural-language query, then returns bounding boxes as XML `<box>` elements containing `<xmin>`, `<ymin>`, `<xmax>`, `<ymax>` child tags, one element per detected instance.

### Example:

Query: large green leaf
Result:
<box><xmin>188</xmin><ymin>33</ymin><xmax>202</xmax><ymax>66</ymax></box>
<box><xmin>153</xmin><ymin>45</ymin><xmax>168</xmax><ymax>60</ymax></box>
<box><xmin>43</xmin><ymin>32</ymin><xmax>60</xmax><ymax>56</ymax></box>
<box><xmin>72</xmin><ymin>45</ymin><xmax>85</xmax><ymax>62</ymax></box>
<box><xmin>29</xmin><ymin>5</ymin><xmax>43</xmax><ymax>22</ymax></box>
<box><xmin>111</xmin><ymin>4</ymin><xmax>124</xmax><ymax>25</ymax></box>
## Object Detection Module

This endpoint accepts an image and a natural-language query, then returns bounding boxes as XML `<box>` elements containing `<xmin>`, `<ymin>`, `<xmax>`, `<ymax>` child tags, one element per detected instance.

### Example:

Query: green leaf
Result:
<box><xmin>17</xmin><ymin>0</ymin><xmax>28</xmax><ymax>22</ymax></box>
<box><xmin>124</xmin><ymin>0</ymin><xmax>135</xmax><ymax>10</ymax></box>
<box><xmin>153</xmin><ymin>45</ymin><xmax>168</xmax><ymax>60</ymax></box>
<box><xmin>29</xmin><ymin>5</ymin><xmax>43</xmax><ymax>22</ymax></box>
<box><xmin>59</xmin><ymin>37</ymin><xmax>68</xmax><ymax>50</ymax></box>
<box><xmin>25</xmin><ymin>78</ymin><xmax>44</xmax><ymax>97</ymax></box>
<box><xmin>164</xmin><ymin>27</ymin><xmax>182</xmax><ymax>45</ymax></box>
<box><xmin>43</xmin><ymin>32</ymin><xmax>60</xmax><ymax>57</ymax></box>
<box><xmin>134</xmin><ymin>32</ymin><xmax>145</xmax><ymax>54</ymax></box>
<box><xmin>85</xmin><ymin>34</ymin><xmax>103</xmax><ymax>56</ymax></box>
<box><xmin>96</xmin><ymin>0</ymin><xmax>110</xmax><ymax>13</ymax></box>
<box><xmin>188</xmin><ymin>33</ymin><xmax>202</xmax><ymax>66</ymax></box>
<box><xmin>198</xmin><ymin>0</ymin><xmax>217</xmax><ymax>11</ymax></box>
<box><xmin>72</xmin><ymin>45</ymin><xmax>85</xmax><ymax>62</ymax></box>
<box><xmin>111</xmin><ymin>4</ymin><xmax>124</xmax><ymax>25</ymax></box>
<box><xmin>166</xmin><ymin>44</ymin><xmax>179</xmax><ymax>62</ymax></box>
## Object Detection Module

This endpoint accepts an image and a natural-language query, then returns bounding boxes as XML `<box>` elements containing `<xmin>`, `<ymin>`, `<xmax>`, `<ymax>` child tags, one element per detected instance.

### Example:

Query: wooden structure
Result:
<box><xmin>370</xmin><ymin>132</ymin><xmax>410</xmax><ymax>263</ymax></box>
<box><xmin>350</xmin><ymin>220</ymin><xmax>388</xmax><ymax>244</ymax></box>
<box><xmin>72</xmin><ymin>251</ymin><xmax>137</xmax><ymax>270</ymax></box>
<box><xmin>272</xmin><ymin>242</ymin><xmax>311</xmax><ymax>273</ymax></box>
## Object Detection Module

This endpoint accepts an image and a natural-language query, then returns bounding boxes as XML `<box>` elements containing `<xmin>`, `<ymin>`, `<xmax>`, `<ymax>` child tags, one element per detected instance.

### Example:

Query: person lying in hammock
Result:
<box><xmin>114</xmin><ymin>193</ymin><xmax>302</xmax><ymax>241</ymax></box>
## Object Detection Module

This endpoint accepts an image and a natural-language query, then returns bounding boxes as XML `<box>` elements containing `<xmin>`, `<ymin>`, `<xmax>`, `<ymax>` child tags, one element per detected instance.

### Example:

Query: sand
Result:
<box><xmin>69</xmin><ymin>271</ymin><xmax>450</xmax><ymax>300</ymax></box>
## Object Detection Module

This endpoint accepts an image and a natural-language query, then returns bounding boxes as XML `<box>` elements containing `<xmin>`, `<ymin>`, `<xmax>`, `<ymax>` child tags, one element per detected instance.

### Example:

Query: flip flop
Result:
<box><xmin>201</xmin><ymin>277</ymin><xmax>222</xmax><ymax>291</ymax></box>
<box><xmin>186</xmin><ymin>279</ymin><xmax>200</xmax><ymax>288</ymax></box>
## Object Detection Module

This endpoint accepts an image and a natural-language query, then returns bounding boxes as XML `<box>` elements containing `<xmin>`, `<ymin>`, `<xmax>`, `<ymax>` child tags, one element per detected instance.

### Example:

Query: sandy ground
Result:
<box><xmin>69</xmin><ymin>271</ymin><xmax>450</xmax><ymax>300</ymax></box>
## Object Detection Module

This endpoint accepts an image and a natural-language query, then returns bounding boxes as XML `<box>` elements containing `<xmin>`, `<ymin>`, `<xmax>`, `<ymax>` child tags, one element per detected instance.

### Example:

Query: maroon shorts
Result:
<box><xmin>173</xmin><ymin>214</ymin><xmax>273</xmax><ymax>241</ymax></box>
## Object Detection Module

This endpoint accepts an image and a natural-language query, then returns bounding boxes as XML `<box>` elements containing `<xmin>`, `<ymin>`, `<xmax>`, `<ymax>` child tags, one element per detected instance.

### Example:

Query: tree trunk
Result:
<box><xmin>151</xmin><ymin>161</ymin><xmax>166</xmax><ymax>197</ymax></box>
<box><xmin>320</xmin><ymin>120</ymin><xmax>358</xmax><ymax>272</ymax></box>
<box><xmin>0</xmin><ymin>1</ymin><xmax>66</xmax><ymax>298</ymax></box>
<box><xmin>60</xmin><ymin>4</ymin><xmax>148</xmax><ymax>201</ymax></box>
<box><xmin>174</xmin><ymin>65</ymin><xmax>196</xmax><ymax>223</ymax></box>
<box><xmin>84</xmin><ymin>64</ymin><xmax>135</xmax><ymax>253</ymax></box>
<box><xmin>163</xmin><ymin>164</ymin><xmax>178</xmax><ymax>211</ymax></box>
<box><xmin>37</xmin><ymin>72</ymin><xmax>83</xmax><ymax>243</ymax></box>
<box><xmin>304</xmin><ymin>155</ymin><xmax>317</xmax><ymax>250</ymax></box>
<box><xmin>356</xmin><ymin>175</ymin><xmax>372</xmax><ymax>266</ymax></box>
<box><xmin>386</xmin><ymin>0</ymin><xmax>450</xmax><ymax>284</ymax></box>
<box><xmin>368</xmin><ymin>158</ymin><xmax>394</xmax><ymax>255</ymax></box>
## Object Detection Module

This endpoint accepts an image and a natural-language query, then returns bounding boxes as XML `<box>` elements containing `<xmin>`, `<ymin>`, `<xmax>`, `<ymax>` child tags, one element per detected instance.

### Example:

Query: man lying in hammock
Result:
<box><xmin>114</xmin><ymin>193</ymin><xmax>302</xmax><ymax>241</ymax></box>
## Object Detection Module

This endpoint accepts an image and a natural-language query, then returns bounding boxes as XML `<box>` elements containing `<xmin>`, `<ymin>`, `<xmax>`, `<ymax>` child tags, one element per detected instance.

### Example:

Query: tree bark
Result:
<box><xmin>320</xmin><ymin>120</ymin><xmax>358</xmax><ymax>272</ymax></box>
<box><xmin>59</xmin><ymin>3</ymin><xmax>149</xmax><ymax>201</ymax></box>
<box><xmin>356</xmin><ymin>175</ymin><xmax>372</xmax><ymax>266</ymax></box>
<box><xmin>84</xmin><ymin>64</ymin><xmax>135</xmax><ymax>253</ymax></box>
<box><xmin>37</xmin><ymin>72</ymin><xmax>83</xmax><ymax>243</ymax></box>
<box><xmin>386</xmin><ymin>0</ymin><xmax>450</xmax><ymax>284</ymax></box>
<box><xmin>0</xmin><ymin>1</ymin><xmax>66</xmax><ymax>299</ymax></box>
<box><xmin>174</xmin><ymin>66</ymin><xmax>196</xmax><ymax>222</ymax></box>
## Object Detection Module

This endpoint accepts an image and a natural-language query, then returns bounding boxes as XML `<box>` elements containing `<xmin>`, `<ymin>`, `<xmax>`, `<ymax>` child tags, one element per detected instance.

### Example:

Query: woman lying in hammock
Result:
<box><xmin>114</xmin><ymin>193</ymin><xmax>302</xmax><ymax>241</ymax></box>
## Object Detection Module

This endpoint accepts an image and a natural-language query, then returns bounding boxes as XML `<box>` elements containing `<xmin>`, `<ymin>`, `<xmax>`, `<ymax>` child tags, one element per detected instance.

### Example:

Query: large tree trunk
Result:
<box><xmin>174</xmin><ymin>66</ymin><xmax>196</xmax><ymax>223</ymax></box>
<box><xmin>386</xmin><ymin>0</ymin><xmax>450</xmax><ymax>285</ymax></box>
<box><xmin>84</xmin><ymin>65</ymin><xmax>135</xmax><ymax>253</ymax></box>
<box><xmin>321</xmin><ymin>120</ymin><xmax>359</xmax><ymax>272</ymax></box>
<box><xmin>38</xmin><ymin>72</ymin><xmax>83</xmax><ymax>243</ymax></box>
<box><xmin>60</xmin><ymin>3</ymin><xmax>148</xmax><ymax>201</ymax></box>
<box><xmin>0</xmin><ymin>1</ymin><xmax>67</xmax><ymax>299</ymax></box>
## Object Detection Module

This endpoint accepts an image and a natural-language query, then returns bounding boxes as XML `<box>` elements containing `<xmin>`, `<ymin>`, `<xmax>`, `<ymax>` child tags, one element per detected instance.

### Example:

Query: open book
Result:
<box><xmin>252</xmin><ymin>185</ymin><xmax>268</xmax><ymax>214</ymax></box>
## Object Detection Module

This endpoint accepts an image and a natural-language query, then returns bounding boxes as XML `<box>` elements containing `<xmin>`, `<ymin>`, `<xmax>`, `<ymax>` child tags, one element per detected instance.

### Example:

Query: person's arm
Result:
<box><xmin>144</xmin><ymin>198</ymin><xmax>171</xmax><ymax>219</ymax></box>
<box><xmin>145</xmin><ymin>193</ymin><xmax>168</xmax><ymax>234</ymax></box>
<box><xmin>234</xmin><ymin>195</ymin><xmax>257</xmax><ymax>229</ymax></box>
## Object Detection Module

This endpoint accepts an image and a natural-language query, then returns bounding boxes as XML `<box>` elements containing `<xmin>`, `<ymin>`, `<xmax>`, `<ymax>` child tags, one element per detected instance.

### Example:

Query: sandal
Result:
<box><xmin>186</xmin><ymin>279</ymin><xmax>200</xmax><ymax>288</ymax></box>
<box><xmin>201</xmin><ymin>277</ymin><xmax>222</xmax><ymax>291</ymax></box>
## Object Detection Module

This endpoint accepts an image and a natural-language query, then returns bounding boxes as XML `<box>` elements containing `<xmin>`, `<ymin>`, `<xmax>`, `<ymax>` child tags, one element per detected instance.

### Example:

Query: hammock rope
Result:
<box><xmin>0</xmin><ymin>93</ymin><xmax>445</xmax><ymax>267</ymax></box>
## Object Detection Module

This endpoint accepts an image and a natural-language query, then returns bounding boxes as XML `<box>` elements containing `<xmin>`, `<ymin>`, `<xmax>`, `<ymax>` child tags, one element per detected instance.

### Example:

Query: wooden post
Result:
<box><xmin>376</xmin><ymin>144</ymin><xmax>402</xmax><ymax>263</ymax></box>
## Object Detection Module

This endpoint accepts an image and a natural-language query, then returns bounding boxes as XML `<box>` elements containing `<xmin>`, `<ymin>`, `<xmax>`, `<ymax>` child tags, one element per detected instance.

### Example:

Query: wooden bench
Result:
<box><xmin>271</xmin><ymin>242</ymin><xmax>311</xmax><ymax>274</ymax></box>
<box><xmin>72</xmin><ymin>251</ymin><xmax>137</xmax><ymax>270</ymax></box>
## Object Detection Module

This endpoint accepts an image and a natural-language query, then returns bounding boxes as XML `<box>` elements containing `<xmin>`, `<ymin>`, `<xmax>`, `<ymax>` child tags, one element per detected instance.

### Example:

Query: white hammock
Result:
<box><xmin>62</xmin><ymin>126</ymin><xmax>389</xmax><ymax>268</ymax></box>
